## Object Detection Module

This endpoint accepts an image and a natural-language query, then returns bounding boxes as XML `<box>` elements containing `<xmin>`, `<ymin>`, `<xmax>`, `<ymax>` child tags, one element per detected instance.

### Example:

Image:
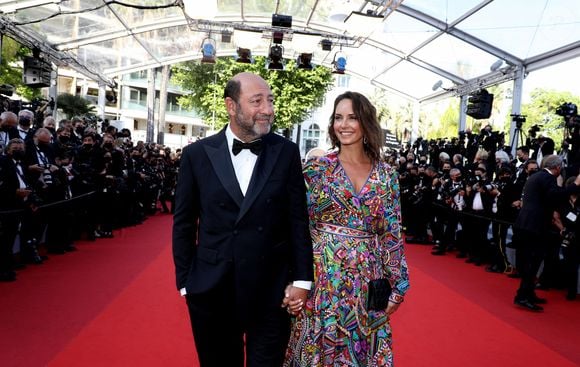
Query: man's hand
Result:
<box><xmin>281</xmin><ymin>285</ymin><xmax>308</xmax><ymax>316</ymax></box>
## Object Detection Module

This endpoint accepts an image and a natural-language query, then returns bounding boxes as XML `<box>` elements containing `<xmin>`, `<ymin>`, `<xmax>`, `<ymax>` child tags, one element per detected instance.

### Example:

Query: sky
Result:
<box><xmin>522</xmin><ymin>56</ymin><xmax>580</xmax><ymax>102</ymax></box>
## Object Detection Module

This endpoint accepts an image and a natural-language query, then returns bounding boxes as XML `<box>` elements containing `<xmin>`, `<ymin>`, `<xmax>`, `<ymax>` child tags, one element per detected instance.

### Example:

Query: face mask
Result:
<box><xmin>76</xmin><ymin>127</ymin><xmax>85</xmax><ymax>135</ymax></box>
<box><xmin>59</xmin><ymin>136</ymin><xmax>70</xmax><ymax>143</ymax></box>
<box><xmin>82</xmin><ymin>144</ymin><xmax>92</xmax><ymax>150</ymax></box>
<box><xmin>442</xmin><ymin>169</ymin><xmax>450</xmax><ymax>174</ymax></box>
<box><xmin>103</xmin><ymin>142</ymin><xmax>113</xmax><ymax>149</ymax></box>
<box><xmin>528</xmin><ymin>170</ymin><xmax>538</xmax><ymax>175</ymax></box>
<box><xmin>518</xmin><ymin>157</ymin><xmax>525</xmax><ymax>163</ymax></box>
<box><xmin>11</xmin><ymin>149</ymin><xmax>25</xmax><ymax>161</ymax></box>
<box><xmin>1</xmin><ymin>125</ymin><xmax>11</xmax><ymax>132</ymax></box>
<box><xmin>19</xmin><ymin>117</ymin><xmax>31</xmax><ymax>127</ymax></box>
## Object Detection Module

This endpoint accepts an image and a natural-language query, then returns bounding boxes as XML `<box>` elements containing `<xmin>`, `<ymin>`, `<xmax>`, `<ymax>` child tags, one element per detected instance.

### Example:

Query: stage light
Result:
<box><xmin>297</xmin><ymin>53</ymin><xmax>313</xmax><ymax>70</ymax></box>
<box><xmin>236</xmin><ymin>48</ymin><xmax>252</xmax><ymax>63</ymax></box>
<box><xmin>221</xmin><ymin>32</ymin><xmax>232</xmax><ymax>43</ymax></box>
<box><xmin>268</xmin><ymin>45</ymin><xmax>284</xmax><ymax>70</ymax></box>
<box><xmin>490</xmin><ymin>59</ymin><xmax>503</xmax><ymax>72</ymax></box>
<box><xmin>432</xmin><ymin>80</ymin><xmax>443</xmax><ymax>91</ymax></box>
<box><xmin>272</xmin><ymin>31</ymin><xmax>284</xmax><ymax>44</ymax></box>
<box><xmin>332</xmin><ymin>51</ymin><xmax>347</xmax><ymax>74</ymax></box>
<box><xmin>201</xmin><ymin>38</ymin><xmax>216</xmax><ymax>64</ymax></box>
<box><xmin>321</xmin><ymin>39</ymin><xmax>332</xmax><ymax>51</ymax></box>
<box><xmin>272</xmin><ymin>14</ymin><xmax>292</xmax><ymax>28</ymax></box>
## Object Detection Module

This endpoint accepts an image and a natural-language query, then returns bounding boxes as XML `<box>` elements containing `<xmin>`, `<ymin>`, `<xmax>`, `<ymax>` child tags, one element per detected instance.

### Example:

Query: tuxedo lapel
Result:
<box><xmin>204</xmin><ymin>132</ymin><xmax>244</xmax><ymax>208</ymax></box>
<box><xmin>236</xmin><ymin>134</ymin><xmax>283</xmax><ymax>224</ymax></box>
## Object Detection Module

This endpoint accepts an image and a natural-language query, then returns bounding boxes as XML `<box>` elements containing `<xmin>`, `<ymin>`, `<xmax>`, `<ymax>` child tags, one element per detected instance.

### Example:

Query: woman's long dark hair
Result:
<box><xmin>328</xmin><ymin>91</ymin><xmax>382</xmax><ymax>162</ymax></box>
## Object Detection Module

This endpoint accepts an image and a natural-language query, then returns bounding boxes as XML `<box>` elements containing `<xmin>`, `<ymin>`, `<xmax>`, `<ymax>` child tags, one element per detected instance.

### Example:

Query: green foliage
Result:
<box><xmin>56</xmin><ymin>93</ymin><xmax>96</xmax><ymax>119</ymax></box>
<box><xmin>519</xmin><ymin>89</ymin><xmax>580</xmax><ymax>144</ymax></box>
<box><xmin>0</xmin><ymin>36</ymin><xmax>41</xmax><ymax>101</ymax></box>
<box><xmin>171</xmin><ymin>56</ymin><xmax>334</xmax><ymax>131</ymax></box>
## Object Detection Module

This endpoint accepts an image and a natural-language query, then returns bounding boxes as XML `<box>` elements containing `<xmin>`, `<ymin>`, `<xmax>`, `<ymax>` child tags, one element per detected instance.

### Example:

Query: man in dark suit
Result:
<box><xmin>172</xmin><ymin>72</ymin><xmax>313</xmax><ymax>367</ymax></box>
<box><xmin>0</xmin><ymin>138</ymin><xmax>32</xmax><ymax>281</ymax></box>
<box><xmin>513</xmin><ymin>154</ymin><xmax>580</xmax><ymax>311</ymax></box>
<box><xmin>0</xmin><ymin>111</ymin><xmax>20</xmax><ymax>153</ymax></box>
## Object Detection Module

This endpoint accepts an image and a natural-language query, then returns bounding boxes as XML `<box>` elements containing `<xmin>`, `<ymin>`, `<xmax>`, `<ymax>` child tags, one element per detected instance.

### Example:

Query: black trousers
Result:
<box><xmin>185</xmin><ymin>272</ymin><xmax>290</xmax><ymax>367</ymax></box>
<box><xmin>0</xmin><ymin>217</ymin><xmax>19</xmax><ymax>273</ymax></box>
<box><xmin>514</xmin><ymin>229</ymin><xmax>546</xmax><ymax>301</ymax></box>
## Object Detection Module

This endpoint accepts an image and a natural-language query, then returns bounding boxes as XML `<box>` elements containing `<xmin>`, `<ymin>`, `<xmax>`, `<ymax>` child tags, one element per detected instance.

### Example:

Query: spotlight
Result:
<box><xmin>432</xmin><ymin>80</ymin><xmax>443</xmax><ymax>91</ymax></box>
<box><xmin>272</xmin><ymin>14</ymin><xmax>292</xmax><ymax>28</ymax></box>
<box><xmin>201</xmin><ymin>38</ymin><xmax>216</xmax><ymax>64</ymax></box>
<box><xmin>236</xmin><ymin>47</ymin><xmax>252</xmax><ymax>63</ymax></box>
<box><xmin>272</xmin><ymin>31</ymin><xmax>284</xmax><ymax>44</ymax></box>
<box><xmin>221</xmin><ymin>32</ymin><xmax>232</xmax><ymax>43</ymax></box>
<box><xmin>297</xmin><ymin>53</ymin><xmax>313</xmax><ymax>70</ymax></box>
<box><xmin>268</xmin><ymin>45</ymin><xmax>284</xmax><ymax>70</ymax></box>
<box><xmin>321</xmin><ymin>39</ymin><xmax>332</xmax><ymax>51</ymax></box>
<box><xmin>332</xmin><ymin>51</ymin><xmax>347</xmax><ymax>74</ymax></box>
<box><xmin>490</xmin><ymin>59</ymin><xmax>503</xmax><ymax>72</ymax></box>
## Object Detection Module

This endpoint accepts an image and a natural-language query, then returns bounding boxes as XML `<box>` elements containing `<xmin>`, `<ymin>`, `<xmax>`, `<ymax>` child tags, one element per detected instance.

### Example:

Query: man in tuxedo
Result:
<box><xmin>0</xmin><ymin>138</ymin><xmax>32</xmax><ymax>281</ymax></box>
<box><xmin>0</xmin><ymin>111</ymin><xmax>20</xmax><ymax>153</ymax></box>
<box><xmin>513</xmin><ymin>154</ymin><xmax>580</xmax><ymax>311</ymax></box>
<box><xmin>172</xmin><ymin>72</ymin><xmax>313</xmax><ymax>367</ymax></box>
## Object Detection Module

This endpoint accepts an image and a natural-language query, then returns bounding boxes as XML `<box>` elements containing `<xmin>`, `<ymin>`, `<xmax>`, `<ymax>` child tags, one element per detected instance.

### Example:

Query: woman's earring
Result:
<box><xmin>363</xmin><ymin>136</ymin><xmax>368</xmax><ymax>145</ymax></box>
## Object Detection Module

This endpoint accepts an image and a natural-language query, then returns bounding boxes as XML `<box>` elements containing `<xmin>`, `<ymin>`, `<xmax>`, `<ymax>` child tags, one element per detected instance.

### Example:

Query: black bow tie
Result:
<box><xmin>232</xmin><ymin>138</ymin><xmax>262</xmax><ymax>156</ymax></box>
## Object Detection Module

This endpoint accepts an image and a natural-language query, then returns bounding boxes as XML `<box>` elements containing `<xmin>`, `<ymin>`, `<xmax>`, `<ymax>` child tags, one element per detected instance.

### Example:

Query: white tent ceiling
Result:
<box><xmin>1</xmin><ymin>0</ymin><xmax>580</xmax><ymax>102</ymax></box>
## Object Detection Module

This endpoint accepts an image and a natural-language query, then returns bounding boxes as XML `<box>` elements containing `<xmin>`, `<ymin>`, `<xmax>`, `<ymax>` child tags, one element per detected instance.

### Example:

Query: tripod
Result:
<box><xmin>509</xmin><ymin>115</ymin><xmax>526</xmax><ymax>156</ymax></box>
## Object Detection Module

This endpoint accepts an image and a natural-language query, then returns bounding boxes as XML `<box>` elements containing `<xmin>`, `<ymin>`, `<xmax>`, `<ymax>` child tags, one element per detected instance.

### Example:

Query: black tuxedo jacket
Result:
<box><xmin>172</xmin><ymin>129</ymin><xmax>313</xmax><ymax>317</ymax></box>
<box><xmin>515</xmin><ymin>169</ymin><xmax>580</xmax><ymax>234</ymax></box>
<box><xmin>0</xmin><ymin>156</ymin><xmax>28</xmax><ymax>210</ymax></box>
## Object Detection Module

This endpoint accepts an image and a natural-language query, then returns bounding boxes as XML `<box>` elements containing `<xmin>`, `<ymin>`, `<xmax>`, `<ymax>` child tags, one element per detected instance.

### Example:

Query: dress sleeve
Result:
<box><xmin>379</xmin><ymin>163</ymin><xmax>410</xmax><ymax>304</ymax></box>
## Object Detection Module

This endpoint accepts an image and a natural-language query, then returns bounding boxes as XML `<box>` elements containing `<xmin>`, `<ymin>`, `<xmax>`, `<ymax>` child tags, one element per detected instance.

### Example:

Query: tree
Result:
<box><xmin>56</xmin><ymin>93</ymin><xmax>96</xmax><ymax>119</ymax></box>
<box><xmin>171</xmin><ymin>56</ymin><xmax>334</xmax><ymax>131</ymax></box>
<box><xmin>0</xmin><ymin>36</ymin><xmax>41</xmax><ymax>101</ymax></box>
<box><xmin>520</xmin><ymin>88</ymin><xmax>580</xmax><ymax>147</ymax></box>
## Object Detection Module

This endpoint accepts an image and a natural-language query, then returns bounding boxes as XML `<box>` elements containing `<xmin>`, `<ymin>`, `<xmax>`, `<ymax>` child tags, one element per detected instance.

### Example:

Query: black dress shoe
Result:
<box><xmin>0</xmin><ymin>271</ymin><xmax>17</xmax><ymax>282</ymax></box>
<box><xmin>514</xmin><ymin>299</ymin><xmax>543</xmax><ymax>312</ymax></box>
<box><xmin>431</xmin><ymin>249</ymin><xmax>446</xmax><ymax>255</ymax></box>
<box><xmin>531</xmin><ymin>296</ymin><xmax>547</xmax><ymax>304</ymax></box>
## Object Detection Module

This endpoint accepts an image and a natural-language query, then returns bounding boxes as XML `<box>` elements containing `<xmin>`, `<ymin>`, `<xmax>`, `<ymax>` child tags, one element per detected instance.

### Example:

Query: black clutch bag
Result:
<box><xmin>367</xmin><ymin>278</ymin><xmax>392</xmax><ymax>311</ymax></box>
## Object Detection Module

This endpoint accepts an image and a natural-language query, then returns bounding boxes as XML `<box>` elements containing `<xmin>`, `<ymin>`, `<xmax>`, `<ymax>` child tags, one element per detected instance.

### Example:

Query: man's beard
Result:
<box><xmin>234</xmin><ymin>109</ymin><xmax>271</xmax><ymax>140</ymax></box>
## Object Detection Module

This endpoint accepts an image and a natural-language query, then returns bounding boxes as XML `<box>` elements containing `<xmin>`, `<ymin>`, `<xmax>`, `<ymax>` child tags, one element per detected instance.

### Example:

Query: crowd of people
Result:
<box><xmin>0</xmin><ymin>110</ymin><xmax>179</xmax><ymax>282</ymax></box>
<box><xmin>389</xmin><ymin>127</ymin><xmax>579</xmax><ymax>306</ymax></box>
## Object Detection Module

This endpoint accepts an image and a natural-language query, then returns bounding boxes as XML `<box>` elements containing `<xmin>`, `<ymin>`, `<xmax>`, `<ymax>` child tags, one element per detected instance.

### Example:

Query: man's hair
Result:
<box><xmin>7</xmin><ymin>138</ymin><xmax>25</xmax><ymax>151</ymax></box>
<box><xmin>328</xmin><ymin>91</ymin><xmax>382</xmax><ymax>162</ymax></box>
<box><xmin>449</xmin><ymin>168</ymin><xmax>461</xmax><ymax>176</ymax></box>
<box><xmin>541</xmin><ymin>154</ymin><xmax>563</xmax><ymax>170</ymax></box>
<box><xmin>516</xmin><ymin>146</ymin><xmax>530</xmax><ymax>154</ymax></box>
<box><xmin>34</xmin><ymin>127</ymin><xmax>51</xmax><ymax>139</ymax></box>
<box><xmin>223</xmin><ymin>79</ymin><xmax>241</xmax><ymax>103</ymax></box>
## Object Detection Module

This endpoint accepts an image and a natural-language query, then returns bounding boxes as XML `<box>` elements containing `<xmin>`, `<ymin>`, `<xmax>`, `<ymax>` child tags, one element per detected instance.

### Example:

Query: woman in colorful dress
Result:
<box><xmin>284</xmin><ymin>91</ymin><xmax>410</xmax><ymax>366</ymax></box>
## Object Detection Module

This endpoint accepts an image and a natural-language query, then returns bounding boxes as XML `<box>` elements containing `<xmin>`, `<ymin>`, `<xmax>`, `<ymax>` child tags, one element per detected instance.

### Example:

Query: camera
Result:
<box><xmin>556</xmin><ymin>102</ymin><xmax>578</xmax><ymax>117</ymax></box>
<box><xmin>561</xmin><ymin>229</ymin><xmax>576</xmax><ymax>248</ymax></box>
<box><xmin>528</xmin><ymin>124</ymin><xmax>541</xmax><ymax>138</ymax></box>
<box><xmin>41</xmin><ymin>165</ymin><xmax>53</xmax><ymax>187</ymax></box>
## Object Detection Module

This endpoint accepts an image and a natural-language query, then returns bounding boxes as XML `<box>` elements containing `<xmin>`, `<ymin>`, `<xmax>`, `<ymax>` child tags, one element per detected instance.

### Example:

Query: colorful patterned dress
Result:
<box><xmin>284</xmin><ymin>152</ymin><xmax>410</xmax><ymax>367</ymax></box>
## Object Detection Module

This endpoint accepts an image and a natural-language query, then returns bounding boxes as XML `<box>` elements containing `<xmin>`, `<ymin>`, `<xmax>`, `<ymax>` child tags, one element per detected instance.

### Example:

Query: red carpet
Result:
<box><xmin>1</xmin><ymin>214</ymin><xmax>579</xmax><ymax>366</ymax></box>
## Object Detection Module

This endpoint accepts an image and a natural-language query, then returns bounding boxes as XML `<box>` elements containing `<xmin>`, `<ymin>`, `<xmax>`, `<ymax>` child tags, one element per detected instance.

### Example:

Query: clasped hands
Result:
<box><xmin>281</xmin><ymin>285</ymin><xmax>308</xmax><ymax>316</ymax></box>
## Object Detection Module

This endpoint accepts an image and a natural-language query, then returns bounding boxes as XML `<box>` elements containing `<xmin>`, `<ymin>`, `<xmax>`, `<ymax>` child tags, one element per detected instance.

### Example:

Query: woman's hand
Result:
<box><xmin>385</xmin><ymin>300</ymin><xmax>401</xmax><ymax>316</ymax></box>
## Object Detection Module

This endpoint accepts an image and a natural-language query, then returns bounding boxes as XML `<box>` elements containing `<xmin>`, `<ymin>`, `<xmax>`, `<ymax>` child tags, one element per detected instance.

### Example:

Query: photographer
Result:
<box><xmin>432</xmin><ymin>168</ymin><xmax>466</xmax><ymax>255</ymax></box>
<box><xmin>552</xmin><ymin>177</ymin><xmax>580</xmax><ymax>301</ymax></box>
<box><xmin>0</xmin><ymin>111</ymin><xmax>20</xmax><ymax>153</ymax></box>
<box><xmin>463</xmin><ymin>164</ymin><xmax>498</xmax><ymax>264</ymax></box>
<box><xmin>0</xmin><ymin>139</ymin><xmax>32</xmax><ymax>280</ymax></box>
